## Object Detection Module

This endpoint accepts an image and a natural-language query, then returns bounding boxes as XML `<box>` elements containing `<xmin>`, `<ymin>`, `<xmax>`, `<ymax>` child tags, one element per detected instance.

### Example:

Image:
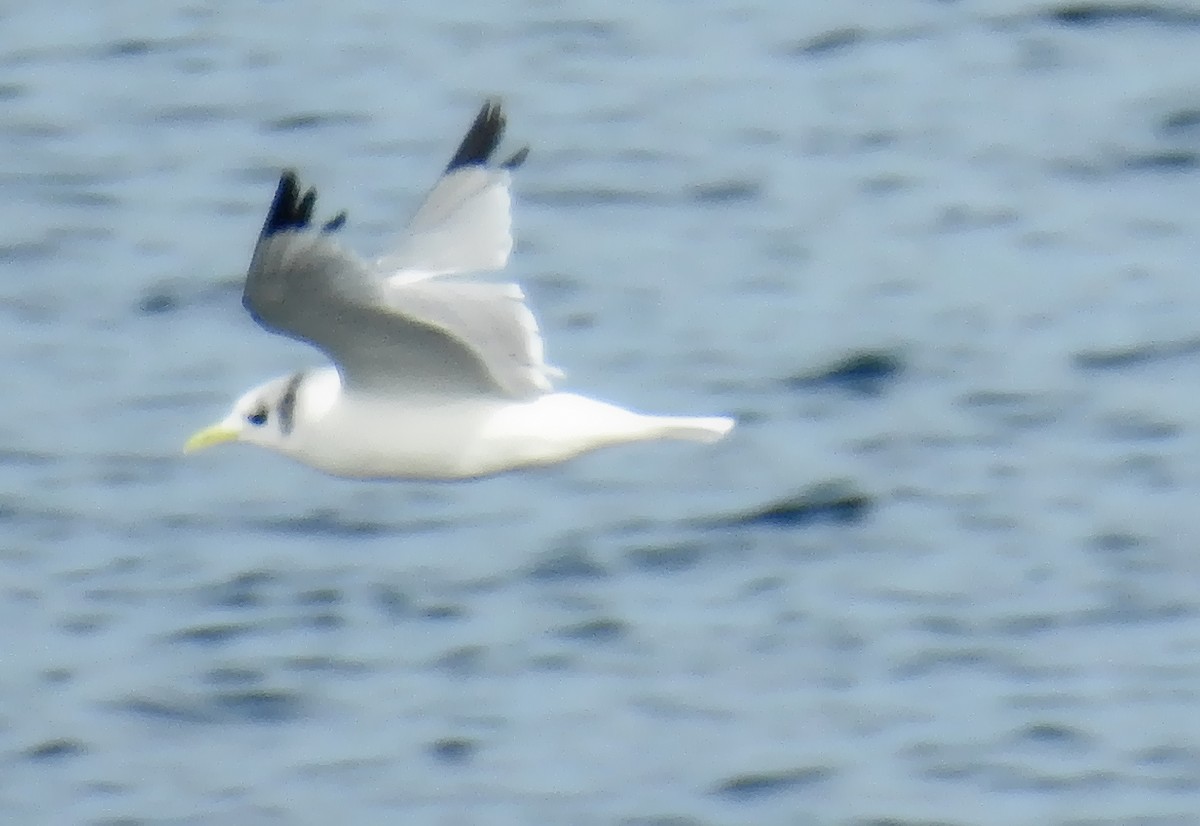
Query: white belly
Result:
<box><xmin>267</xmin><ymin>368</ymin><xmax>732</xmax><ymax>480</ymax></box>
<box><xmin>279</xmin><ymin>379</ymin><xmax>661</xmax><ymax>479</ymax></box>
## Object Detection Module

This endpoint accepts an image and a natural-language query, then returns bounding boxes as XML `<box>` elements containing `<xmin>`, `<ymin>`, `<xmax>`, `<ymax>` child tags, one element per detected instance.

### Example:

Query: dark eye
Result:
<box><xmin>247</xmin><ymin>408</ymin><xmax>268</xmax><ymax>427</ymax></box>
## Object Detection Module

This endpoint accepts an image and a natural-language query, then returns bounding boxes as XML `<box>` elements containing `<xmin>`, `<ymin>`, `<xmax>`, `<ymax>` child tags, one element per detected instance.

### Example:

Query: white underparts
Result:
<box><xmin>270</xmin><ymin>368</ymin><xmax>733</xmax><ymax>479</ymax></box>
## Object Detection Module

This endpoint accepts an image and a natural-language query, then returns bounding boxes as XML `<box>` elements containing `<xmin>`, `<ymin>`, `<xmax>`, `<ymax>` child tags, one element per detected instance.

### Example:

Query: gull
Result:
<box><xmin>184</xmin><ymin>100</ymin><xmax>734</xmax><ymax>479</ymax></box>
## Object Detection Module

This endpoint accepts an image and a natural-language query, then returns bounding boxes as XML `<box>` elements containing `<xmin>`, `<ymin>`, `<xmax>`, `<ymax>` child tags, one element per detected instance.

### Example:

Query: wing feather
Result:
<box><xmin>241</xmin><ymin>101</ymin><xmax>553</xmax><ymax>400</ymax></box>
<box><xmin>384</xmin><ymin>279</ymin><xmax>558</xmax><ymax>397</ymax></box>
<box><xmin>377</xmin><ymin>99</ymin><xmax>529</xmax><ymax>281</ymax></box>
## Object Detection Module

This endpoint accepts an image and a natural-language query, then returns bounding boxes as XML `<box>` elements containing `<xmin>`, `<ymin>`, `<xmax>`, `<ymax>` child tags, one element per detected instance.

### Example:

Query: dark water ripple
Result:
<box><xmin>786</xmin><ymin>27</ymin><xmax>866</xmax><ymax>58</ymax></box>
<box><xmin>1074</xmin><ymin>336</ymin><xmax>1200</xmax><ymax>370</ymax></box>
<box><xmin>525</xmin><ymin>545</ymin><xmax>610</xmax><ymax>581</ymax></box>
<box><xmin>118</xmin><ymin>686</ymin><xmax>307</xmax><ymax>725</ymax></box>
<box><xmin>428</xmin><ymin>735</ymin><xmax>476</xmax><ymax>765</ymax></box>
<box><xmin>1044</xmin><ymin>3</ymin><xmax>1200</xmax><ymax>27</ymax></box>
<box><xmin>712</xmin><ymin>766</ymin><xmax>834</xmax><ymax>801</ymax></box>
<box><xmin>710</xmin><ymin>482</ymin><xmax>873</xmax><ymax>529</ymax></box>
<box><xmin>784</xmin><ymin>350</ymin><xmax>905</xmax><ymax>397</ymax></box>
<box><xmin>625</xmin><ymin>541</ymin><xmax>709</xmax><ymax>574</ymax></box>
<box><xmin>24</xmin><ymin>737</ymin><xmax>87</xmax><ymax>762</ymax></box>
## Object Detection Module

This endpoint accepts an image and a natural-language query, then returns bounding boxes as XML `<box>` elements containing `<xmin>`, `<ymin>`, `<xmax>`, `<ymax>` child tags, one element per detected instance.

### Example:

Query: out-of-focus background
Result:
<box><xmin>4</xmin><ymin>1</ymin><xmax>1200</xmax><ymax>824</ymax></box>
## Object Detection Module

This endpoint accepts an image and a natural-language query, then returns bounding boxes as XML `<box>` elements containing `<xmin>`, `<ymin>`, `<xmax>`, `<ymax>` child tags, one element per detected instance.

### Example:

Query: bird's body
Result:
<box><xmin>185</xmin><ymin>100</ymin><xmax>733</xmax><ymax>478</ymax></box>
<box><xmin>261</xmin><ymin>367</ymin><xmax>731</xmax><ymax>479</ymax></box>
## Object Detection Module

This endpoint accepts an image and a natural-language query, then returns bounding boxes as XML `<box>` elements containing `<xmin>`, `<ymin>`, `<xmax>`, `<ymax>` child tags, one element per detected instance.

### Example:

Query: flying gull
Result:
<box><xmin>184</xmin><ymin>100</ymin><xmax>734</xmax><ymax>479</ymax></box>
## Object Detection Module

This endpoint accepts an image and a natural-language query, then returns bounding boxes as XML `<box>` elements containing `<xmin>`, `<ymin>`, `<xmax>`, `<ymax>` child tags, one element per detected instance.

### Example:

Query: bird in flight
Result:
<box><xmin>184</xmin><ymin>100</ymin><xmax>734</xmax><ymax>479</ymax></box>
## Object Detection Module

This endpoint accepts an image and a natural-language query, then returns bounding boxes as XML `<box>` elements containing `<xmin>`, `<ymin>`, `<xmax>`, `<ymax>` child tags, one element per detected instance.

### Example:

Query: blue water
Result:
<box><xmin>5</xmin><ymin>1</ymin><xmax>1200</xmax><ymax>823</ymax></box>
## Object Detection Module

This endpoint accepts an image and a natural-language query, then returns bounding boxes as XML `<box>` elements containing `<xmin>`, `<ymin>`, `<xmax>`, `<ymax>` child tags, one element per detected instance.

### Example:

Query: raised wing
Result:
<box><xmin>377</xmin><ymin>99</ymin><xmax>528</xmax><ymax>282</ymax></box>
<box><xmin>243</xmin><ymin>167</ymin><xmax>555</xmax><ymax>399</ymax></box>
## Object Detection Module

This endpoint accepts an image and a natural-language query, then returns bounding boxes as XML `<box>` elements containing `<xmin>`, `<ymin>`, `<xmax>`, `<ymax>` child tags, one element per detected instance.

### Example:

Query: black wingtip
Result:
<box><xmin>259</xmin><ymin>170</ymin><xmax>345</xmax><ymax>239</ymax></box>
<box><xmin>321</xmin><ymin>211</ymin><xmax>347</xmax><ymax>233</ymax></box>
<box><xmin>445</xmin><ymin>98</ymin><xmax>512</xmax><ymax>172</ymax></box>
<box><xmin>502</xmin><ymin>146</ymin><xmax>530</xmax><ymax>170</ymax></box>
<box><xmin>297</xmin><ymin>187</ymin><xmax>317</xmax><ymax>223</ymax></box>
<box><xmin>260</xmin><ymin>170</ymin><xmax>302</xmax><ymax>238</ymax></box>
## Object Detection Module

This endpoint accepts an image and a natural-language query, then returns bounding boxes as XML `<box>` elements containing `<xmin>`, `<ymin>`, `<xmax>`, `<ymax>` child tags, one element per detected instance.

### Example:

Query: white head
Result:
<box><xmin>184</xmin><ymin>372</ymin><xmax>305</xmax><ymax>455</ymax></box>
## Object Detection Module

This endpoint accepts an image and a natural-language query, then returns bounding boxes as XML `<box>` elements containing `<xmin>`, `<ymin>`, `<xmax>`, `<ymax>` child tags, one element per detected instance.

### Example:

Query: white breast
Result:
<box><xmin>274</xmin><ymin>369</ymin><xmax>689</xmax><ymax>479</ymax></box>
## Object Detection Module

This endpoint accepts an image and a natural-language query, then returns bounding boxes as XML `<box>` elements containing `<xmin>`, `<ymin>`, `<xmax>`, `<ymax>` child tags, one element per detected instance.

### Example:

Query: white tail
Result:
<box><xmin>655</xmin><ymin>416</ymin><xmax>735</xmax><ymax>444</ymax></box>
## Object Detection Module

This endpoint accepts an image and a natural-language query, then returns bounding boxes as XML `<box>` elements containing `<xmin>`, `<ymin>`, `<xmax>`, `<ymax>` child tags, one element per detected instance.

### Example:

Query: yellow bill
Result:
<box><xmin>183</xmin><ymin>423</ymin><xmax>239</xmax><ymax>454</ymax></box>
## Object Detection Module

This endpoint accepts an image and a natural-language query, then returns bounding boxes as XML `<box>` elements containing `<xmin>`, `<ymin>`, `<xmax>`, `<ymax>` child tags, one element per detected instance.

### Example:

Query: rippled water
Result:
<box><xmin>5</xmin><ymin>1</ymin><xmax>1200</xmax><ymax>824</ymax></box>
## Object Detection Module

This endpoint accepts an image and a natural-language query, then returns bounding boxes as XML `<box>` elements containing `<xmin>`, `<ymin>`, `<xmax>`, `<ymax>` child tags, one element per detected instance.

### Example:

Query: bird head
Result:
<box><xmin>184</xmin><ymin>373</ymin><xmax>301</xmax><ymax>454</ymax></box>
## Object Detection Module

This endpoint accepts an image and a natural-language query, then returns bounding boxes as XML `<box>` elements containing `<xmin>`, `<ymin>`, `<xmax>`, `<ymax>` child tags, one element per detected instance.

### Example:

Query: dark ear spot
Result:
<box><xmin>278</xmin><ymin>371</ymin><xmax>305</xmax><ymax>435</ymax></box>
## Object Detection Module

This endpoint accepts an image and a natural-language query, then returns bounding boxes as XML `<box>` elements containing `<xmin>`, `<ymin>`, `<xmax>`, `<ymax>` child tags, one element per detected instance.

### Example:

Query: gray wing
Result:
<box><xmin>376</xmin><ymin>99</ymin><xmax>528</xmax><ymax>281</ymax></box>
<box><xmin>243</xmin><ymin>170</ymin><xmax>555</xmax><ymax>398</ymax></box>
<box><xmin>384</xmin><ymin>278</ymin><xmax>557</xmax><ymax>397</ymax></box>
